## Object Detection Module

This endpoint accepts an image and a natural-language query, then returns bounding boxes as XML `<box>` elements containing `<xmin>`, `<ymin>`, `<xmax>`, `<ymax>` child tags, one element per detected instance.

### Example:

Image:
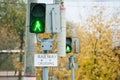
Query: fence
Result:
<box><xmin>0</xmin><ymin>71</ymin><xmax>24</xmax><ymax>80</ymax></box>
<box><xmin>0</xmin><ymin>50</ymin><xmax>24</xmax><ymax>80</ymax></box>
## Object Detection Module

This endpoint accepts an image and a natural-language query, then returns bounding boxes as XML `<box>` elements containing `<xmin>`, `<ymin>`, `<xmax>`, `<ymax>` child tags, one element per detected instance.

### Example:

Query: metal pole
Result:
<box><xmin>71</xmin><ymin>67</ymin><xmax>74</xmax><ymax>80</ymax></box>
<box><xmin>36</xmin><ymin>37</ymin><xmax>54</xmax><ymax>80</ymax></box>
<box><xmin>55</xmin><ymin>0</ymin><xmax>66</xmax><ymax>57</ymax></box>
<box><xmin>69</xmin><ymin>56</ymin><xmax>75</xmax><ymax>80</ymax></box>
<box><xmin>42</xmin><ymin>50</ymin><xmax>48</xmax><ymax>80</ymax></box>
<box><xmin>24</xmin><ymin>0</ymin><xmax>37</xmax><ymax>80</ymax></box>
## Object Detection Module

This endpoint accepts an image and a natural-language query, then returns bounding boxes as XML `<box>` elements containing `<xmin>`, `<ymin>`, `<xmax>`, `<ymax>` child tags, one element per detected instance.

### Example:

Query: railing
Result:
<box><xmin>0</xmin><ymin>71</ymin><xmax>24</xmax><ymax>80</ymax></box>
<box><xmin>0</xmin><ymin>50</ymin><xmax>24</xmax><ymax>53</ymax></box>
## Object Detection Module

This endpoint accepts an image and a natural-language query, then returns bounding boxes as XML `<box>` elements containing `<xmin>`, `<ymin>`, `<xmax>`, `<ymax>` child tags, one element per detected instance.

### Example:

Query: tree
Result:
<box><xmin>0</xmin><ymin>0</ymin><xmax>26</xmax><ymax>50</ymax></box>
<box><xmin>48</xmin><ymin>3</ymin><xmax>120</xmax><ymax>80</ymax></box>
<box><xmin>76</xmin><ymin>5</ymin><xmax>120</xmax><ymax>80</ymax></box>
<box><xmin>0</xmin><ymin>0</ymin><xmax>26</xmax><ymax>76</ymax></box>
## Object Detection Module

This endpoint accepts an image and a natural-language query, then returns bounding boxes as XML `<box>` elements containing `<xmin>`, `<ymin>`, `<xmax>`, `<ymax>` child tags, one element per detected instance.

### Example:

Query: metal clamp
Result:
<box><xmin>36</xmin><ymin>34</ymin><xmax>56</xmax><ymax>51</ymax></box>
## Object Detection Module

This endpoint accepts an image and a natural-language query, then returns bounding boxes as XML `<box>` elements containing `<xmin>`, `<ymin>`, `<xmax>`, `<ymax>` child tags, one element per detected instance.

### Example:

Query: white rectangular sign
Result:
<box><xmin>34</xmin><ymin>54</ymin><xmax>58</xmax><ymax>67</ymax></box>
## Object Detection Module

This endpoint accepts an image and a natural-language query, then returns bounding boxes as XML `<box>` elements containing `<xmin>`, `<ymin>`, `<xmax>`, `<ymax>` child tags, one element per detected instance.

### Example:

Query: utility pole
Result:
<box><xmin>24</xmin><ymin>0</ymin><xmax>37</xmax><ymax>80</ymax></box>
<box><xmin>55</xmin><ymin>0</ymin><xmax>66</xmax><ymax>57</ymax></box>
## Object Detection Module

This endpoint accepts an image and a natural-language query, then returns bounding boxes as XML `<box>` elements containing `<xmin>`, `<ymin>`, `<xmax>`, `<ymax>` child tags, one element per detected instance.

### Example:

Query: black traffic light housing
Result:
<box><xmin>66</xmin><ymin>37</ymin><xmax>72</xmax><ymax>53</ymax></box>
<box><xmin>30</xmin><ymin>3</ymin><xmax>46</xmax><ymax>33</ymax></box>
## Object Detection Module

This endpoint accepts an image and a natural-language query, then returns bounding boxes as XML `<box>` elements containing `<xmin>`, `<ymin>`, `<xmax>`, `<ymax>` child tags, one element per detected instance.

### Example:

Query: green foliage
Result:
<box><xmin>0</xmin><ymin>53</ymin><xmax>14</xmax><ymax>70</ymax></box>
<box><xmin>0</xmin><ymin>0</ymin><xmax>26</xmax><ymax>71</ymax></box>
<box><xmin>0</xmin><ymin>0</ymin><xmax>26</xmax><ymax>50</ymax></box>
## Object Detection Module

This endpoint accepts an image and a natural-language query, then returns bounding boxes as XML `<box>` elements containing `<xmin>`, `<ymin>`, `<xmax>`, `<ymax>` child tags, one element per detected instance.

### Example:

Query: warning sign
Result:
<box><xmin>34</xmin><ymin>54</ymin><xmax>58</xmax><ymax>67</ymax></box>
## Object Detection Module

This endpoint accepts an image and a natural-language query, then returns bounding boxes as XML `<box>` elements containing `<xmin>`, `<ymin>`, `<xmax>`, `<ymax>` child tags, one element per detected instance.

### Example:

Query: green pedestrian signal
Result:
<box><xmin>66</xmin><ymin>37</ymin><xmax>72</xmax><ymax>53</ymax></box>
<box><xmin>32</xmin><ymin>20</ymin><xmax>44</xmax><ymax>33</ymax></box>
<box><xmin>66</xmin><ymin>45</ymin><xmax>72</xmax><ymax>53</ymax></box>
<box><xmin>30</xmin><ymin>3</ymin><xmax>45</xmax><ymax>33</ymax></box>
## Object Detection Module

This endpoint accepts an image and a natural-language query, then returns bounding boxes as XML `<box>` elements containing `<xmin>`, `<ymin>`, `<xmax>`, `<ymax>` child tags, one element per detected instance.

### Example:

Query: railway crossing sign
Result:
<box><xmin>34</xmin><ymin>54</ymin><xmax>58</xmax><ymax>67</ymax></box>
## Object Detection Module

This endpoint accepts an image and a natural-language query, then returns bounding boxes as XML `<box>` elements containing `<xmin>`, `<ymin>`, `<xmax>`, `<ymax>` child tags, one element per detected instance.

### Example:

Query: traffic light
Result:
<box><xmin>30</xmin><ymin>3</ymin><xmax>45</xmax><ymax>33</ymax></box>
<box><xmin>66</xmin><ymin>37</ymin><xmax>72</xmax><ymax>53</ymax></box>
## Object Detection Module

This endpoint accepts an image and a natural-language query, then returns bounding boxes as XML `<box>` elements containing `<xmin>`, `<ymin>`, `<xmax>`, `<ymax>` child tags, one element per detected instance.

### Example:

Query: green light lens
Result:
<box><xmin>66</xmin><ymin>45</ymin><xmax>71</xmax><ymax>53</ymax></box>
<box><xmin>32</xmin><ymin>19</ymin><xmax>44</xmax><ymax>33</ymax></box>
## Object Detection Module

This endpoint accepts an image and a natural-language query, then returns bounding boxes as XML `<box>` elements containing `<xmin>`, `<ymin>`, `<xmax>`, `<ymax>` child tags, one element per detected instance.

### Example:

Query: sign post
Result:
<box><xmin>69</xmin><ymin>56</ymin><xmax>75</xmax><ymax>80</ymax></box>
<box><xmin>43</xmin><ymin>50</ymin><xmax>48</xmax><ymax>80</ymax></box>
<box><xmin>67</xmin><ymin>56</ymin><xmax>78</xmax><ymax>80</ymax></box>
<box><xmin>30</xmin><ymin>2</ymin><xmax>61</xmax><ymax>80</ymax></box>
<box><xmin>35</xmin><ymin>35</ymin><xmax>58</xmax><ymax>80</ymax></box>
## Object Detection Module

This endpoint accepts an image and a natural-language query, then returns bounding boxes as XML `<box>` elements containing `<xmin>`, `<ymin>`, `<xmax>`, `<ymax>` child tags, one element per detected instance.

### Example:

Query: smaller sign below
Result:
<box><xmin>34</xmin><ymin>54</ymin><xmax>58</xmax><ymax>67</ymax></box>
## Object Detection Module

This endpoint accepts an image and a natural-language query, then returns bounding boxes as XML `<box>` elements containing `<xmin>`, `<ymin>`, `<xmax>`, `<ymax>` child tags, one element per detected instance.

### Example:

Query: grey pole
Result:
<box><xmin>71</xmin><ymin>57</ymin><xmax>75</xmax><ymax>80</ymax></box>
<box><xmin>24</xmin><ymin>0</ymin><xmax>37</xmax><ymax>80</ymax></box>
<box><xmin>36</xmin><ymin>36</ymin><xmax>55</xmax><ymax>80</ymax></box>
<box><xmin>55</xmin><ymin>0</ymin><xmax>66</xmax><ymax>57</ymax></box>
<box><xmin>71</xmin><ymin>66</ymin><xmax>75</xmax><ymax>80</ymax></box>
<box><xmin>69</xmin><ymin>56</ymin><xmax>75</xmax><ymax>80</ymax></box>
<box><xmin>42</xmin><ymin>50</ymin><xmax>48</xmax><ymax>80</ymax></box>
